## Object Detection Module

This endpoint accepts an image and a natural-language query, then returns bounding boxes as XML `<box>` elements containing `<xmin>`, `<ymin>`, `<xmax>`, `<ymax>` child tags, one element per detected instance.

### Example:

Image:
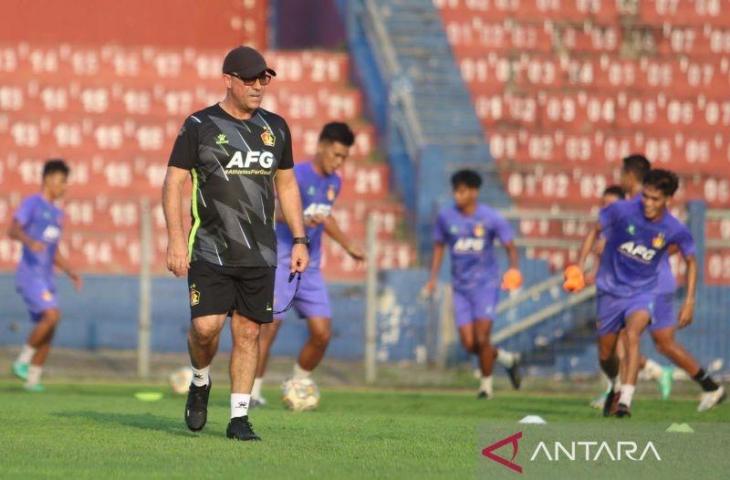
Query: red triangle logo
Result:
<box><xmin>482</xmin><ymin>431</ymin><xmax>523</xmax><ymax>474</ymax></box>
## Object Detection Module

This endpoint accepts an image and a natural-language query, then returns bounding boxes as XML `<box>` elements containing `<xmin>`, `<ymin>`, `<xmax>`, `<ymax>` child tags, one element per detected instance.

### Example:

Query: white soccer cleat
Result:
<box><xmin>698</xmin><ymin>386</ymin><xmax>726</xmax><ymax>412</ymax></box>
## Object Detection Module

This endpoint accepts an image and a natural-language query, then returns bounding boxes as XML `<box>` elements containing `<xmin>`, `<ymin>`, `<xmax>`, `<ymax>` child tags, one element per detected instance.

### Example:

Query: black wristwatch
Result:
<box><xmin>293</xmin><ymin>236</ymin><xmax>310</xmax><ymax>246</ymax></box>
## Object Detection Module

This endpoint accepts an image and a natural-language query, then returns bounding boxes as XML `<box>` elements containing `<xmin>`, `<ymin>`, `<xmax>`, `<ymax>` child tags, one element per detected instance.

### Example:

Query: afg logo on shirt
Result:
<box><xmin>454</xmin><ymin>237</ymin><xmax>485</xmax><ymax>253</ymax></box>
<box><xmin>303</xmin><ymin>203</ymin><xmax>332</xmax><ymax>218</ymax></box>
<box><xmin>225</xmin><ymin>151</ymin><xmax>275</xmax><ymax>170</ymax></box>
<box><xmin>42</xmin><ymin>225</ymin><xmax>60</xmax><ymax>242</ymax></box>
<box><xmin>619</xmin><ymin>241</ymin><xmax>657</xmax><ymax>263</ymax></box>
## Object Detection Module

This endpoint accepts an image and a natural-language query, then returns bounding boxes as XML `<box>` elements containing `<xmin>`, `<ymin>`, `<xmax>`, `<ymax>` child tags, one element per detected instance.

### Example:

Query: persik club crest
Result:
<box><xmin>473</xmin><ymin>224</ymin><xmax>485</xmax><ymax>238</ymax></box>
<box><xmin>261</xmin><ymin>129</ymin><xmax>276</xmax><ymax>147</ymax></box>
<box><xmin>327</xmin><ymin>184</ymin><xmax>336</xmax><ymax>202</ymax></box>
<box><xmin>190</xmin><ymin>286</ymin><xmax>201</xmax><ymax>307</ymax></box>
<box><xmin>652</xmin><ymin>233</ymin><xmax>666</xmax><ymax>249</ymax></box>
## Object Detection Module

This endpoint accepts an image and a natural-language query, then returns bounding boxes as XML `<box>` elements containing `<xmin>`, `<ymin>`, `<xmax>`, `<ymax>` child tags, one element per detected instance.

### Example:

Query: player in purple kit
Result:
<box><xmin>424</xmin><ymin>170</ymin><xmax>523</xmax><ymax>399</ymax></box>
<box><xmin>251</xmin><ymin>122</ymin><xmax>364</xmax><ymax>405</ymax></box>
<box><xmin>568</xmin><ymin>169</ymin><xmax>724</xmax><ymax>418</ymax></box>
<box><xmin>9</xmin><ymin>159</ymin><xmax>82</xmax><ymax>392</ymax></box>
<box><xmin>617</xmin><ymin>155</ymin><xmax>723</xmax><ymax>411</ymax></box>
<box><xmin>589</xmin><ymin>184</ymin><xmax>666</xmax><ymax>409</ymax></box>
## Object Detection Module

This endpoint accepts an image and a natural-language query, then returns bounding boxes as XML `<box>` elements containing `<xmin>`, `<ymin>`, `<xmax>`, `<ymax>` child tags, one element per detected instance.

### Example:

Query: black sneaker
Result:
<box><xmin>226</xmin><ymin>416</ymin><xmax>261</xmax><ymax>441</ymax></box>
<box><xmin>603</xmin><ymin>389</ymin><xmax>619</xmax><ymax>417</ymax></box>
<box><xmin>477</xmin><ymin>390</ymin><xmax>490</xmax><ymax>399</ymax></box>
<box><xmin>185</xmin><ymin>378</ymin><xmax>211</xmax><ymax>432</ymax></box>
<box><xmin>505</xmin><ymin>357</ymin><xmax>523</xmax><ymax>390</ymax></box>
<box><xmin>615</xmin><ymin>403</ymin><xmax>631</xmax><ymax>418</ymax></box>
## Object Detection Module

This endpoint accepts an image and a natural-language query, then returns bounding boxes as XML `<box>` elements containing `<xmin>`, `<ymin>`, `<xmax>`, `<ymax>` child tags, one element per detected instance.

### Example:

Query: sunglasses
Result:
<box><xmin>229</xmin><ymin>72</ymin><xmax>272</xmax><ymax>86</ymax></box>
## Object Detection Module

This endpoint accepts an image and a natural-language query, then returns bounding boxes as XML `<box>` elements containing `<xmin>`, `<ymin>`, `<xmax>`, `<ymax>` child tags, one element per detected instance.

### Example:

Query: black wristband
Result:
<box><xmin>293</xmin><ymin>236</ymin><xmax>310</xmax><ymax>245</ymax></box>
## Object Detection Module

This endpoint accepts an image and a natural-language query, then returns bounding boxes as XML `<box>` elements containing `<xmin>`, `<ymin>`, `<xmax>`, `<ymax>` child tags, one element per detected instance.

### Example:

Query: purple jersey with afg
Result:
<box><xmin>596</xmin><ymin>200</ymin><xmax>695</xmax><ymax>298</ymax></box>
<box><xmin>276</xmin><ymin>161</ymin><xmax>341</xmax><ymax>270</ymax></box>
<box><xmin>433</xmin><ymin>204</ymin><xmax>514</xmax><ymax>292</ymax></box>
<box><xmin>13</xmin><ymin>194</ymin><xmax>64</xmax><ymax>320</ymax></box>
<box><xmin>627</xmin><ymin>195</ymin><xmax>677</xmax><ymax>295</ymax></box>
<box><xmin>14</xmin><ymin>194</ymin><xmax>63</xmax><ymax>285</ymax></box>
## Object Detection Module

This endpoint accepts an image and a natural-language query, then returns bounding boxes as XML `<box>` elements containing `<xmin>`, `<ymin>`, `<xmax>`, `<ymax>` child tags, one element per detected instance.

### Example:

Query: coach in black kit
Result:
<box><xmin>162</xmin><ymin>46</ymin><xmax>309</xmax><ymax>441</ymax></box>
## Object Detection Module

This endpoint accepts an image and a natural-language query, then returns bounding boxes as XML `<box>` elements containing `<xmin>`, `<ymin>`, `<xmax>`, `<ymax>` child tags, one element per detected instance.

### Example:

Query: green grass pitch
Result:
<box><xmin>1</xmin><ymin>380</ymin><xmax>728</xmax><ymax>479</ymax></box>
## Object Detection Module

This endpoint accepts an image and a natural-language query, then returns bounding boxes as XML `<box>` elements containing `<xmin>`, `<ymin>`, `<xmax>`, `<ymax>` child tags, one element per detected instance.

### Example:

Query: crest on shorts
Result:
<box><xmin>42</xmin><ymin>290</ymin><xmax>53</xmax><ymax>302</ymax></box>
<box><xmin>652</xmin><ymin>233</ymin><xmax>666</xmax><ymax>249</ymax></box>
<box><xmin>327</xmin><ymin>184</ymin><xmax>336</xmax><ymax>202</ymax></box>
<box><xmin>473</xmin><ymin>224</ymin><xmax>485</xmax><ymax>238</ymax></box>
<box><xmin>190</xmin><ymin>287</ymin><xmax>201</xmax><ymax>307</ymax></box>
<box><xmin>261</xmin><ymin>129</ymin><xmax>276</xmax><ymax>147</ymax></box>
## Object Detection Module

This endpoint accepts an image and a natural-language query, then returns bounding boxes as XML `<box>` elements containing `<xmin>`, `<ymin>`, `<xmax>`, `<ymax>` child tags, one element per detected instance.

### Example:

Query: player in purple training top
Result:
<box><xmin>617</xmin><ymin>155</ymin><xmax>723</xmax><ymax>410</ymax></box>
<box><xmin>9</xmin><ymin>159</ymin><xmax>82</xmax><ymax>392</ymax></box>
<box><xmin>569</xmin><ymin>169</ymin><xmax>724</xmax><ymax>417</ymax></box>
<box><xmin>252</xmin><ymin>122</ymin><xmax>364</xmax><ymax>406</ymax></box>
<box><xmin>589</xmin><ymin>184</ymin><xmax>667</xmax><ymax>409</ymax></box>
<box><xmin>424</xmin><ymin>169</ymin><xmax>523</xmax><ymax>399</ymax></box>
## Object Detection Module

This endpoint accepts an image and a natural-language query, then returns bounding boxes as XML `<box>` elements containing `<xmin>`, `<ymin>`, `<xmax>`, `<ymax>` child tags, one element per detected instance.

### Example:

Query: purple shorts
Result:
<box><xmin>596</xmin><ymin>291</ymin><xmax>654</xmax><ymax>337</ymax></box>
<box><xmin>273</xmin><ymin>266</ymin><xmax>331</xmax><ymax>320</ymax></box>
<box><xmin>16</xmin><ymin>278</ymin><xmax>58</xmax><ymax>322</ymax></box>
<box><xmin>453</xmin><ymin>285</ymin><xmax>500</xmax><ymax>328</ymax></box>
<box><xmin>649</xmin><ymin>292</ymin><xmax>676</xmax><ymax>332</ymax></box>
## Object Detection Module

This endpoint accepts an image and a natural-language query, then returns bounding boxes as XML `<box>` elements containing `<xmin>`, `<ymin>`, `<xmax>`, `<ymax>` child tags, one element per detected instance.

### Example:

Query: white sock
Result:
<box><xmin>191</xmin><ymin>366</ymin><xmax>210</xmax><ymax>387</ymax></box>
<box><xmin>17</xmin><ymin>344</ymin><xmax>36</xmax><ymax>364</ymax></box>
<box><xmin>620</xmin><ymin>384</ymin><xmax>636</xmax><ymax>407</ymax></box>
<box><xmin>293</xmin><ymin>363</ymin><xmax>311</xmax><ymax>380</ymax></box>
<box><xmin>602</xmin><ymin>373</ymin><xmax>612</xmax><ymax>393</ymax></box>
<box><xmin>480</xmin><ymin>376</ymin><xmax>493</xmax><ymax>396</ymax></box>
<box><xmin>496</xmin><ymin>349</ymin><xmax>516</xmax><ymax>367</ymax></box>
<box><xmin>26</xmin><ymin>365</ymin><xmax>42</xmax><ymax>386</ymax></box>
<box><xmin>252</xmin><ymin>378</ymin><xmax>263</xmax><ymax>399</ymax></box>
<box><xmin>231</xmin><ymin>393</ymin><xmax>251</xmax><ymax>419</ymax></box>
<box><xmin>642</xmin><ymin>358</ymin><xmax>663</xmax><ymax>380</ymax></box>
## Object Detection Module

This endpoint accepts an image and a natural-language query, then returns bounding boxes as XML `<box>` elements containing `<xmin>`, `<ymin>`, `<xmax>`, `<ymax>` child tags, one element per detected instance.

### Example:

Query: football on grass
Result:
<box><xmin>282</xmin><ymin>377</ymin><xmax>320</xmax><ymax>411</ymax></box>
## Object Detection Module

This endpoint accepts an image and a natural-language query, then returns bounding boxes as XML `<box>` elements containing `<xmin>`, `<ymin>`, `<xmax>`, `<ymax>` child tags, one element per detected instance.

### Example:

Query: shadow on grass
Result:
<box><xmin>54</xmin><ymin>410</ymin><xmax>210</xmax><ymax>438</ymax></box>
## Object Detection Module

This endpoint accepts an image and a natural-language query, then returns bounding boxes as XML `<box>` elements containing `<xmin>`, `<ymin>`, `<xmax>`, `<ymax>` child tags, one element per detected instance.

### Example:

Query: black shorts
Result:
<box><xmin>187</xmin><ymin>261</ymin><xmax>275</xmax><ymax>324</ymax></box>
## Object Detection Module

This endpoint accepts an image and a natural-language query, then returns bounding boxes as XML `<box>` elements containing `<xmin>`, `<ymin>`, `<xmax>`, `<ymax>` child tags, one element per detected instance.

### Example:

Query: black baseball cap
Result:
<box><xmin>222</xmin><ymin>46</ymin><xmax>276</xmax><ymax>78</ymax></box>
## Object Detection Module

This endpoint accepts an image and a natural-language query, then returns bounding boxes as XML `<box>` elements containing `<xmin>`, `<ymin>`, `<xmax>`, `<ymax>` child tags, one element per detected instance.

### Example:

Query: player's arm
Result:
<box><xmin>162</xmin><ymin>166</ymin><xmax>190</xmax><ymax>277</ymax></box>
<box><xmin>563</xmin><ymin>222</ymin><xmax>601</xmax><ymax>292</ymax></box>
<box><xmin>275</xmin><ymin>168</ymin><xmax>309</xmax><ymax>273</ymax></box>
<box><xmin>54</xmin><ymin>249</ymin><xmax>82</xmax><ymax>291</ymax></box>
<box><xmin>7</xmin><ymin>219</ymin><xmax>44</xmax><ymax>252</ymax></box>
<box><xmin>675</xmin><ymin>228</ymin><xmax>698</xmax><ymax>329</ymax></box>
<box><xmin>500</xmin><ymin>240</ymin><xmax>523</xmax><ymax>290</ymax></box>
<box><xmin>424</xmin><ymin>242</ymin><xmax>445</xmax><ymax>296</ymax></box>
<box><xmin>496</xmin><ymin>214</ymin><xmax>522</xmax><ymax>291</ymax></box>
<box><xmin>324</xmin><ymin>215</ymin><xmax>365</xmax><ymax>261</ymax></box>
<box><xmin>577</xmin><ymin>223</ymin><xmax>601</xmax><ymax>270</ymax></box>
<box><xmin>585</xmin><ymin>236</ymin><xmax>606</xmax><ymax>285</ymax></box>
<box><xmin>677</xmin><ymin>254</ymin><xmax>697</xmax><ymax>329</ymax></box>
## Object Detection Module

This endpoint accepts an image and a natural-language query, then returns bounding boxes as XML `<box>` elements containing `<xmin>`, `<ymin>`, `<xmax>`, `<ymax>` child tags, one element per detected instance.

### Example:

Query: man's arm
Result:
<box><xmin>504</xmin><ymin>241</ymin><xmax>519</xmax><ymax>270</ymax></box>
<box><xmin>54</xmin><ymin>250</ymin><xmax>82</xmax><ymax>291</ymax></box>
<box><xmin>324</xmin><ymin>215</ymin><xmax>365</xmax><ymax>261</ymax></box>
<box><xmin>677</xmin><ymin>254</ymin><xmax>697</xmax><ymax>329</ymax></box>
<box><xmin>275</xmin><ymin>169</ymin><xmax>309</xmax><ymax>273</ymax></box>
<box><xmin>500</xmin><ymin>240</ymin><xmax>523</xmax><ymax>291</ymax></box>
<box><xmin>424</xmin><ymin>243</ymin><xmax>445</xmax><ymax>296</ymax></box>
<box><xmin>8</xmin><ymin>219</ymin><xmax>44</xmax><ymax>252</ymax></box>
<box><xmin>162</xmin><ymin>166</ymin><xmax>190</xmax><ymax>277</ymax></box>
<box><xmin>577</xmin><ymin>223</ymin><xmax>601</xmax><ymax>270</ymax></box>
